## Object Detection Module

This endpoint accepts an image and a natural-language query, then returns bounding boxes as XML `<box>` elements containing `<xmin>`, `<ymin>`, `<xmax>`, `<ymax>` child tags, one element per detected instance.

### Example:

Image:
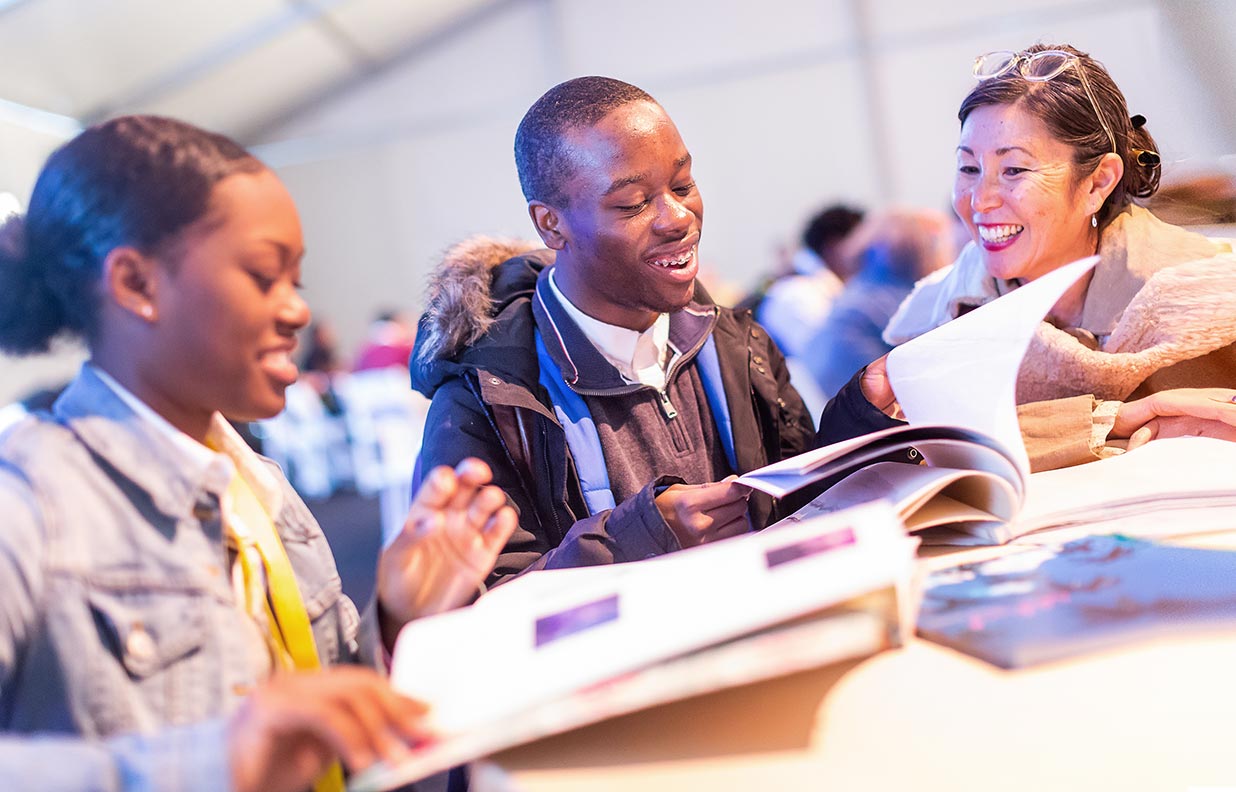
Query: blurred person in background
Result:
<box><xmin>753</xmin><ymin>204</ymin><xmax>865</xmax><ymax>359</ymax></box>
<box><xmin>300</xmin><ymin>319</ymin><xmax>346</xmax><ymax>414</ymax></box>
<box><xmin>353</xmin><ymin>309</ymin><xmax>418</xmax><ymax>372</ymax></box>
<box><xmin>805</xmin><ymin>209</ymin><xmax>953</xmax><ymax>399</ymax></box>
<box><xmin>0</xmin><ymin>115</ymin><xmax>516</xmax><ymax>792</ymax></box>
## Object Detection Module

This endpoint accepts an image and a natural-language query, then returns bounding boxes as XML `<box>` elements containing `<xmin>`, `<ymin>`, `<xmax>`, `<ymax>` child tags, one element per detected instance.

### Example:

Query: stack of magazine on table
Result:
<box><xmin>350</xmin><ymin>501</ymin><xmax>917</xmax><ymax>791</ymax></box>
<box><xmin>917</xmin><ymin>533</ymin><xmax>1236</xmax><ymax>668</ymax></box>
<box><xmin>739</xmin><ymin>255</ymin><xmax>1236</xmax><ymax>545</ymax></box>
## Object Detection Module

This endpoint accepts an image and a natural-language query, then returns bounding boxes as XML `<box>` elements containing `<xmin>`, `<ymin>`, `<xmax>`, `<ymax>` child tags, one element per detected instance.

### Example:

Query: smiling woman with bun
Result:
<box><xmin>857</xmin><ymin>44</ymin><xmax>1236</xmax><ymax>469</ymax></box>
<box><xmin>0</xmin><ymin>115</ymin><xmax>515</xmax><ymax>792</ymax></box>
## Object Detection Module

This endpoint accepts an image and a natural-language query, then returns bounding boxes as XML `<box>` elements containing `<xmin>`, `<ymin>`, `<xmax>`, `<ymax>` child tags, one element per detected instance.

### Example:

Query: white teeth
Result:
<box><xmin>651</xmin><ymin>247</ymin><xmax>694</xmax><ymax>268</ymax></box>
<box><xmin>978</xmin><ymin>224</ymin><xmax>1023</xmax><ymax>244</ymax></box>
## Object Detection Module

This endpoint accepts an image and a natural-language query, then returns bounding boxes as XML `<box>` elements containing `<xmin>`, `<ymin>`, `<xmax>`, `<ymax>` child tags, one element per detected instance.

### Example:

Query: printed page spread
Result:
<box><xmin>350</xmin><ymin>501</ymin><xmax>915</xmax><ymax>791</ymax></box>
<box><xmin>738</xmin><ymin>256</ymin><xmax>1100</xmax><ymax>543</ymax></box>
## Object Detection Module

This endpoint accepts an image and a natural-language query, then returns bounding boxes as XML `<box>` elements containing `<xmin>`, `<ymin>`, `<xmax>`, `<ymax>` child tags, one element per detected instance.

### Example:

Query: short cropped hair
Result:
<box><xmin>514</xmin><ymin>76</ymin><xmax>655</xmax><ymax>206</ymax></box>
<box><xmin>803</xmin><ymin>205</ymin><xmax>865</xmax><ymax>258</ymax></box>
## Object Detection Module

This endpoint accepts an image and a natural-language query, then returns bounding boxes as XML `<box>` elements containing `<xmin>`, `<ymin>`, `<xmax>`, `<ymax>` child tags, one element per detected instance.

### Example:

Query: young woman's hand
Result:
<box><xmin>376</xmin><ymin>459</ymin><xmax>517</xmax><ymax>638</ymax></box>
<box><xmin>228</xmin><ymin>667</ymin><xmax>429</xmax><ymax>792</ymax></box>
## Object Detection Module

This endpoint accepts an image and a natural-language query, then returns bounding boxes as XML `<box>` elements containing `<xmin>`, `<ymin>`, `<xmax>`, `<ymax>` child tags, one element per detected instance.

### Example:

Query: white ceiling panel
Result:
<box><xmin>0</xmin><ymin>0</ymin><xmax>511</xmax><ymax>140</ymax></box>
<box><xmin>134</xmin><ymin>22</ymin><xmax>355</xmax><ymax>137</ymax></box>
<box><xmin>255</xmin><ymin>0</ymin><xmax>545</xmax><ymax>145</ymax></box>
<box><xmin>555</xmin><ymin>0</ymin><xmax>854</xmax><ymax>87</ymax></box>
<box><xmin>324</xmin><ymin>0</ymin><xmax>494</xmax><ymax>60</ymax></box>
<box><xmin>863</xmin><ymin>0</ymin><xmax>1122</xmax><ymax>40</ymax></box>
<box><xmin>0</xmin><ymin>0</ymin><xmax>286</xmax><ymax>117</ymax></box>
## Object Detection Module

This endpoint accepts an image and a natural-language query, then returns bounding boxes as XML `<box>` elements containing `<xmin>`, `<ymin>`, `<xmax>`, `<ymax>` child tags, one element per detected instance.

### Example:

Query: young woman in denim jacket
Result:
<box><xmin>0</xmin><ymin>116</ymin><xmax>516</xmax><ymax>792</ymax></box>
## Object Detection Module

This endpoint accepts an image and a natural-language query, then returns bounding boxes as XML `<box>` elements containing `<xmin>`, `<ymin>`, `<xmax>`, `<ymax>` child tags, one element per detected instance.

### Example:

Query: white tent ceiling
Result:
<box><xmin>0</xmin><ymin>0</ymin><xmax>503</xmax><ymax>143</ymax></box>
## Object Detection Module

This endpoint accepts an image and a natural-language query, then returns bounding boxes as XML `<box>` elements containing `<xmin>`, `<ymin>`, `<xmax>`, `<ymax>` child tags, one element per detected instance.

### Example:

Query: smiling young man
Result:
<box><xmin>410</xmin><ymin>77</ymin><xmax>821</xmax><ymax>583</ymax></box>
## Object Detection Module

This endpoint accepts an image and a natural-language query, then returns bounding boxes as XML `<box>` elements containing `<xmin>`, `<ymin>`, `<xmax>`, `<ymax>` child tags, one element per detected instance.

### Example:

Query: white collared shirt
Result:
<box><xmin>93</xmin><ymin>365</ymin><xmax>220</xmax><ymax>474</ymax></box>
<box><xmin>548</xmin><ymin>269</ymin><xmax>670</xmax><ymax>390</ymax></box>
<box><xmin>91</xmin><ymin>365</ymin><xmax>282</xmax><ymax>633</ymax></box>
<box><xmin>91</xmin><ymin>364</ymin><xmax>284</xmax><ymax>513</ymax></box>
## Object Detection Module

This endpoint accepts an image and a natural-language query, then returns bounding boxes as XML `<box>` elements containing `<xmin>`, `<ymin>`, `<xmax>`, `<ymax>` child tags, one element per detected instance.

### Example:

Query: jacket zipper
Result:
<box><xmin>657</xmin><ymin>389</ymin><xmax>678</xmax><ymax>420</ymax></box>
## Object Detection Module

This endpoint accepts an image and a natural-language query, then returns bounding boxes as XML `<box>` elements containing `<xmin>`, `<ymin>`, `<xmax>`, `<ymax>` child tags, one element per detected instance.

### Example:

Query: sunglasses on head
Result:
<box><xmin>972</xmin><ymin>50</ymin><xmax>1160</xmax><ymax>168</ymax></box>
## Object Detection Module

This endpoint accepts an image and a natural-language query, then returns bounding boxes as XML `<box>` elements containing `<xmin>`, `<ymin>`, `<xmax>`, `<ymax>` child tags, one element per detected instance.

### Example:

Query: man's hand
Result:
<box><xmin>228</xmin><ymin>667</ymin><xmax>429</xmax><ymax>792</ymax></box>
<box><xmin>655</xmin><ymin>477</ymin><xmax>752</xmax><ymax>548</ymax></box>
<box><xmin>859</xmin><ymin>355</ymin><xmax>903</xmax><ymax>419</ymax></box>
<box><xmin>1113</xmin><ymin>389</ymin><xmax>1236</xmax><ymax>449</ymax></box>
<box><xmin>377</xmin><ymin>459</ymin><xmax>518</xmax><ymax>636</ymax></box>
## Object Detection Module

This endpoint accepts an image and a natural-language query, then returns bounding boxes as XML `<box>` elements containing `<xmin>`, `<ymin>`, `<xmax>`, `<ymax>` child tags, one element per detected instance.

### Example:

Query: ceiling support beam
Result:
<box><xmin>80</xmin><ymin>0</ymin><xmax>349</xmax><ymax>125</ymax></box>
<box><xmin>0</xmin><ymin>95</ymin><xmax>82</xmax><ymax>137</ymax></box>
<box><xmin>240</xmin><ymin>0</ymin><xmax>520</xmax><ymax>144</ymax></box>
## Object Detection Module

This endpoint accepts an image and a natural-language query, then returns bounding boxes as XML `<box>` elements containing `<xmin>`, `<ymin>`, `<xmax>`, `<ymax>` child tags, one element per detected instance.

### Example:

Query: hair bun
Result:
<box><xmin>0</xmin><ymin>211</ymin><xmax>70</xmax><ymax>355</ymax></box>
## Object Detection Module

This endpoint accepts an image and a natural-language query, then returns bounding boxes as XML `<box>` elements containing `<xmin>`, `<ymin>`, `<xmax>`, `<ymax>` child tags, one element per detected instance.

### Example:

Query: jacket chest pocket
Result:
<box><xmin>87</xmin><ymin>587</ymin><xmax>207</xmax><ymax>678</ymax></box>
<box><xmin>80</xmin><ymin>584</ymin><xmax>220</xmax><ymax>730</ymax></box>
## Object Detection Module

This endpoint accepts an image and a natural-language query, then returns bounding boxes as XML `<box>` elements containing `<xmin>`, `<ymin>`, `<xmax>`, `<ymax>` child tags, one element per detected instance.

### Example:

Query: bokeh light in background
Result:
<box><xmin>0</xmin><ymin>191</ymin><xmax>21</xmax><ymax>218</ymax></box>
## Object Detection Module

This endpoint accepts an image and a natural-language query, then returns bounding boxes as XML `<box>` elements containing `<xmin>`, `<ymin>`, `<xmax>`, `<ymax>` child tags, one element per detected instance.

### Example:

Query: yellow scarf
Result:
<box><xmin>217</xmin><ymin>451</ymin><xmax>345</xmax><ymax>792</ymax></box>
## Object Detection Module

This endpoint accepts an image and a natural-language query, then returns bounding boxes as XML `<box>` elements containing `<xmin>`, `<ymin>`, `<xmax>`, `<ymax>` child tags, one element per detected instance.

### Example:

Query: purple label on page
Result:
<box><xmin>765</xmin><ymin>527</ymin><xmax>857</xmax><ymax>569</ymax></box>
<box><xmin>534</xmin><ymin>594</ymin><xmax>620</xmax><ymax>648</ymax></box>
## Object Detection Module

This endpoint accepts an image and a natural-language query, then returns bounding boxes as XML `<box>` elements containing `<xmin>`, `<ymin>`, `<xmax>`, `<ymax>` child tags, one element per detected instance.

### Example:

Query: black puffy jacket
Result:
<box><xmin>411</xmin><ymin>238</ymin><xmax>894</xmax><ymax>585</ymax></box>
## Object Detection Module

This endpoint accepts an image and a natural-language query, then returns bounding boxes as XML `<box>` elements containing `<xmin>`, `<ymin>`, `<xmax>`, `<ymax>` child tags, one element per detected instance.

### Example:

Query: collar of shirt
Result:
<box><xmin>89</xmin><ymin>364</ymin><xmax>283</xmax><ymax>517</ymax></box>
<box><xmin>89</xmin><ymin>364</ymin><xmax>284</xmax><ymax>632</ymax></box>
<box><xmin>791</xmin><ymin>246</ymin><xmax>827</xmax><ymax>276</ymax></box>
<box><xmin>548</xmin><ymin>268</ymin><xmax>670</xmax><ymax>389</ymax></box>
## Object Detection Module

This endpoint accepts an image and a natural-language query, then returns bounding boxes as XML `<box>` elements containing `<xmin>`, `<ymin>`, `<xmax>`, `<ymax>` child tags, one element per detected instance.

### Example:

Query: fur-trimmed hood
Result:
<box><xmin>1019</xmin><ymin>254</ymin><xmax>1236</xmax><ymax>400</ymax></box>
<box><xmin>410</xmin><ymin>236</ymin><xmax>549</xmax><ymax>397</ymax></box>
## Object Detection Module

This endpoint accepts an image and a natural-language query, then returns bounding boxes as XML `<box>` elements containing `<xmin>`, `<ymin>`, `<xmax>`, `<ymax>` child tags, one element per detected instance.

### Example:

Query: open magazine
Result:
<box><xmin>738</xmin><ymin>423</ymin><xmax>1024</xmax><ymax>544</ymax></box>
<box><xmin>348</xmin><ymin>501</ymin><xmax>916</xmax><ymax>791</ymax></box>
<box><xmin>755</xmin><ymin>434</ymin><xmax>1236</xmax><ymax>546</ymax></box>
<box><xmin>740</xmin><ymin>255</ymin><xmax>1236</xmax><ymax>545</ymax></box>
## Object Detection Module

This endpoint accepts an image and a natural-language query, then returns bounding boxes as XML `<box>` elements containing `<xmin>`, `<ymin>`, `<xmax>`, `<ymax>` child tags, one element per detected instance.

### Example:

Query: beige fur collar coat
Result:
<box><xmin>883</xmin><ymin>205</ymin><xmax>1236</xmax><ymax>402</ymax></box>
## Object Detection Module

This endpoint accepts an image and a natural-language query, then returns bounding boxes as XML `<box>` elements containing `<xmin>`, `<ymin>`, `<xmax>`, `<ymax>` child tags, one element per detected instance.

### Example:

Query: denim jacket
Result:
<box><xmin>0</xmin><ymin>366</ymin><xmax>373</xmax><ymax>791</ymax></box>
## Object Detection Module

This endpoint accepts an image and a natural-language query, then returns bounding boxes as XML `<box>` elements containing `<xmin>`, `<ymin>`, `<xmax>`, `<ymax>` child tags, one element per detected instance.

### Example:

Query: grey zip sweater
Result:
<box><xmin>532</xmin><ymin>268</ymin><xmax>733</xmax><ymax>505</ymax></box>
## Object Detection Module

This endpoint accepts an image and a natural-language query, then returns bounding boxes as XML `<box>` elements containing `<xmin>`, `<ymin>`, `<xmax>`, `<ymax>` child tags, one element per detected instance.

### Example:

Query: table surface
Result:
<box><xmin>475</xmin><ymin>530</ymin><xmax>1236</xmax><ymax>792</ymax></box>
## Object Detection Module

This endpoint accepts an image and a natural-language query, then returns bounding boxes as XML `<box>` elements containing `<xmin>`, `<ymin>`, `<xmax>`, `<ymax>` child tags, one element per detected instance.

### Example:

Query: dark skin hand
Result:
<box><xmin>655</xmin><ymin>476</ymin><xmax>752</xmax><ymax>547</ymax></box>
<box><xmin>376</xmin><ymin>459</ymin><xmax>518</xmax><ymax>648</ymax></box>
<box><xmin>859</xmin><ymin>354</ymin><xmax>903</xmax><ymax>419</ymax></box>
<box><xmin>227</xmin><ymin>667</ymin><xmax>430</xmax><ymax>792</ymax></box>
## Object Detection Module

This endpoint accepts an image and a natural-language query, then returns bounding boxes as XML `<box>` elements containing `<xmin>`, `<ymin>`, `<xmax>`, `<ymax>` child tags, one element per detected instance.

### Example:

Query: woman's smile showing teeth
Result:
<box><xmin>259</xmin><ymin>347</ymin><xmax>300</xmax><ymax>386</ymax></box>
<box><xmin>977</xmin><ymin>223</ymin><xmax>1023</xmax><ymax>249</ymax></box>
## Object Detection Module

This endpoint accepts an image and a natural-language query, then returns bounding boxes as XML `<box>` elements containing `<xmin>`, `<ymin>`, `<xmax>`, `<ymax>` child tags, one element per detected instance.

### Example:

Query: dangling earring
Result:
<box><xmin>1091</xmin><ymin>214</ymin><xmax>1098</xmax><ymax>229</ymax></box>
